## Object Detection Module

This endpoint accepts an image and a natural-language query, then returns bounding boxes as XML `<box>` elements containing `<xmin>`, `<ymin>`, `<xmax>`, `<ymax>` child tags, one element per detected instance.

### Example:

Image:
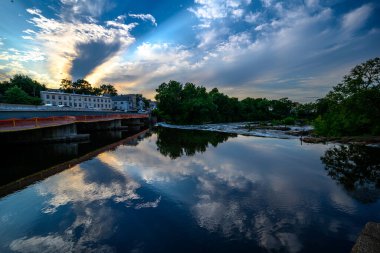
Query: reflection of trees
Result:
<box><xmin>155</xmin><ymin>128</ymin><xmax>236</xmax><ymax>159</ymax></box>
<box><xmin>321</xmin><ymin>145</ymin><xmax>380</xmax><ymax>203</ymax></box>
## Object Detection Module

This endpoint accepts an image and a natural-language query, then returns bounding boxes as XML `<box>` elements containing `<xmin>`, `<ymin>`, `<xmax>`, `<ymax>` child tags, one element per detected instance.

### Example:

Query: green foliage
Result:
<box><xmin>314</xmin><ymin>57</ymin><xmax>380</xmax><ymax>136</ymax></box>
<box><xmin>282</xmin><ymin>116</ymin><xmax>295</xmax><ymax>125</ymax></box>
<box><xmin>9</xmin><ymin>74</ymin><xmax>46</xmax><ymax>97</ymax></box>
<box><xmin>155</xmin><ymin>80</ymin><xmax>310</xmax><ymax>124</ymax></box>
<box><xmin>0</xmin><ymin>75</ymin><xmax>45</xmax><ymax>104</ymax></box>
<box><xmin>4</xmin><ymin>86</ymin><xmax>42</xmax><ymax>105</ymax></box>
<box><xmin>60</xmin><ymin>79</ymin><xmax>118</xmax><ymax>96</ymax></box>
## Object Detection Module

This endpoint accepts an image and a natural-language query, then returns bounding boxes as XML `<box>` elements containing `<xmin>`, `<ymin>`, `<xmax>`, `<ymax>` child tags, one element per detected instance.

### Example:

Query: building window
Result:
<box><xmin>64</xmin><ymin>96</ymin><xmax>67</xmax><ymax>100</ymax></box>
<box><xmin>58</xmin><ymin>96</ymin><xmax>61</xmax><ymax>100</ymax></box>
<box><xmin>74</xmin><ymin>103</ymin><xmax>77</xmax><ymax>107</ymax></box>
<box><xmin>52</xmin><ymin>95</ymin><xmax>55</xmax><ymax>99</ymax></box>
<box><xmin>46</xmin><ymin>95</ymin><xmax>50</xmax><ymax>99</ymax></box>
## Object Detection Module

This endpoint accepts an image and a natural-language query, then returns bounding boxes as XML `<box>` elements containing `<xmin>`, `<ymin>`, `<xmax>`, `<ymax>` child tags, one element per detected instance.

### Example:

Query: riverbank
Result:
<box><xmin>157</xmin><ymin>122</ymin><xmax>380</xmax><ymax>147</ymax></box>
<box><xmin>302</xmin><ymin>136</ymin><xmax>380</xmax><ymax>146</ymax></box>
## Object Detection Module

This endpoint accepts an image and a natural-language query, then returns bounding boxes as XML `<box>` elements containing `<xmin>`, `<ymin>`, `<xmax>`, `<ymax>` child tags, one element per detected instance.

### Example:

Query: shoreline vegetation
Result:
<box><xmin>155</xmin><ymin>57</ymin><xmax>380</xmax><ymax>141</ymax></box>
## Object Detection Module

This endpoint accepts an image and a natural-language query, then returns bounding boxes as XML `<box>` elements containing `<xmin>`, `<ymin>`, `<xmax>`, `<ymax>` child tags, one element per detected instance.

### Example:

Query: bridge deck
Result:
<box><xmin>0</xmin><ymin>114</ymin><xmax>148</xmax><ymax>132</ymax></box>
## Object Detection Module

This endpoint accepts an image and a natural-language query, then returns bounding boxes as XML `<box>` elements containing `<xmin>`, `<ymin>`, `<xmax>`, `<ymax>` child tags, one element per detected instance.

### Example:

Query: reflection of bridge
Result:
<box><xmin>0</xmin><ymin>128</ymin><xmax>150</xmax><ymax>197</ymax></box>
<box><xmin>0</xmin><ymin>112</ymin><xmax>149</xmax><ymax>143</ymax></box>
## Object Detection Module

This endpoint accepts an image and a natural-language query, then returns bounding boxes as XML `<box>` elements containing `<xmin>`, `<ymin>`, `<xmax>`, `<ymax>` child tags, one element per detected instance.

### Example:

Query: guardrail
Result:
<box><xmin>0</xmin><ymin>114</ymin><xmax>149</xmax><ymax>130</ymax></box>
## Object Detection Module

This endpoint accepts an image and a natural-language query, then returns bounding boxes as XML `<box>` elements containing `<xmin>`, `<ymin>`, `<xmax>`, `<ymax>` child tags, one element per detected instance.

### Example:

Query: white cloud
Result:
<box><xmin>189</xmin><ymin>0</ymin><xmax>250</xmax><ymax>22</ymax></box>
<box><xmin>305</xmin><ymin>0</ymin><xmax>319</xmax><ymax>9</ymax></box>
<box><xmin>245</xmin><ymin>11</ymin><xmax>260</xmax><ymax>23</ymax></box>
<box><xmin>0</xmin><ymin>48</ymin><xmax>45</xmax><ymax>62</ymax></box>
<box><xmin>341</xmin><ymin>4</ymin><xmax>373</xmax><ymax>33</ymax></box>
<box><xmin>129</xmin><ymin>13</ymin><xmax>157</xmax><ymax>26</ymax></box>
<box><xmin>261</xmin><ymin>0</ymin><xmax>272</xmax><ymax>8</ymax></box>
<box><xmin>23</xmin><ymin>8</ymin><xmax>137</xmax><ymax>86</ymax></box>
<box><xmin>60</xmin><ymin>0</ymin><xmax>113</xmax><ymax>17</ymax></box>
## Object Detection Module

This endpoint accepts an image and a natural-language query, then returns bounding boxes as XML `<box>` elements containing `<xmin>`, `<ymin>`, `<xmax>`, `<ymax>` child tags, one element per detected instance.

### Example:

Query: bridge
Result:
<box><xmin>0</xmin><ymin>105</ymin><xmax>151</xmax><ymax>143</ymax></box>
<box><xmin>0</xmin><ymin>114</ymin><xmax>148</xmax><ymax>132</ymax></box>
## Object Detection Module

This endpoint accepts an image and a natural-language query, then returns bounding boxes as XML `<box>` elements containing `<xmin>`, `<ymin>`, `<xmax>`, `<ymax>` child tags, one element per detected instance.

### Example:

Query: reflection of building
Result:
<box><xmin>40</xmin><ymin>91</ymin><xmax>112</xmax><ymax>110</ymax></box>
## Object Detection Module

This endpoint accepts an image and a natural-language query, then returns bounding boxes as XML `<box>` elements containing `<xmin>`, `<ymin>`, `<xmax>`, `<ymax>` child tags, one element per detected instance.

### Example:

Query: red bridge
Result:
<box><xmin>0</xmin><ymin>114</ymin><xmax>149</xmax><ymax>132</ymax></box>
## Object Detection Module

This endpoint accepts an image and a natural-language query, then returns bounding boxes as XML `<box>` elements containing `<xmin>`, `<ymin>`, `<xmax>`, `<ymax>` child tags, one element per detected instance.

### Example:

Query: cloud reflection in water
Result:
<box><xmin>3</xmin><ymin>128</ymin><xmax>379</xmax><ymax>253</ymax></box>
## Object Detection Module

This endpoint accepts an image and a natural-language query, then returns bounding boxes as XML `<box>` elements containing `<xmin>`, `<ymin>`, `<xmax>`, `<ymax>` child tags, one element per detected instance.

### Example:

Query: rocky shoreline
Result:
<box><xmin>242</xmin><ymin>124</ymin><xmax>380</xmax><ymax>146</ymax></box>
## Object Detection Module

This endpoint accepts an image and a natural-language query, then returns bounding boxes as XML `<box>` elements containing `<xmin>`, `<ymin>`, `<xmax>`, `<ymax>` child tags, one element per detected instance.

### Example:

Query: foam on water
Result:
<box><xmin>156</xmin><ymin>122</ymin><xmax>313</xmax><ymax>139</ymax></box>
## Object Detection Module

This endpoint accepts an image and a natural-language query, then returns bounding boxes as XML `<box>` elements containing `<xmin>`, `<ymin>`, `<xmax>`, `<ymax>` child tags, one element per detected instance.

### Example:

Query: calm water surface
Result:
<box><xmin>0</xmin><ymin>128</ymin><xmax>379</xmax><ymax>253</ymax></box>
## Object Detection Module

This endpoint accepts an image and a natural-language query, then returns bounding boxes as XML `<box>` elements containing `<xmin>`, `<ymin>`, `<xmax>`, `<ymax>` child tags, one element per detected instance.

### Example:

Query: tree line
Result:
<box><xmin>314</xmin><ymin>57</ymin><xmax>380</xmax><ymax>136</ymax></box>
<box><xmin>0</xmin><ymin>76</ymin><xmax>119</xmax><ymax>105</ymax></box>
<box><xmin>59</xmin><ymin>79</ymin><xmax>118</xmax><ymax>96</ymax></box>
<box><xmin>155</xmin><ymin>57</ymin><xmax>380</xmax><ymax>137</ymax></box>
<box><xmin>0</xmin><ymin>75</ymin><xmax>46</xmax><ymax>105</ymax></box>
<box><xmin>154</xmin><ymin>81</ymin><xmax>316</xmax><ymax>125</ymax></box>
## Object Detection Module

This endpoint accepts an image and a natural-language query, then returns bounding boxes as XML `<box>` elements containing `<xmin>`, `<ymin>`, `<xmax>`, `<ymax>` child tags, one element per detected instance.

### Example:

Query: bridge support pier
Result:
<box><xmin>77</xmin><ymin>119</ymin><xmax>124</xmax><ymax>132</ymax></box>
<box><xmin>0</xmin><ymin>123</ymin><xmax>89</xmax><ymax>144</ymax></box>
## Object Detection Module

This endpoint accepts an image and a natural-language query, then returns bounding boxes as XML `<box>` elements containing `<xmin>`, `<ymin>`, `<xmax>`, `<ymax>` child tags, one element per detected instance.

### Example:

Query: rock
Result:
<box><xmin>351</xmin><ymin>222</ymin><xmax>380</xmax><ymax>253</ymax></box>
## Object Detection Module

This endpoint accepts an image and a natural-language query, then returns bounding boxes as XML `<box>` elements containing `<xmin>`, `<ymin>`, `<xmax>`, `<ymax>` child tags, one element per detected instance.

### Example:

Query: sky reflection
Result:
<box><xmin>0</xmin><ymin>129</ymin><xmax>379</xmax><ymax>253</ymax></box>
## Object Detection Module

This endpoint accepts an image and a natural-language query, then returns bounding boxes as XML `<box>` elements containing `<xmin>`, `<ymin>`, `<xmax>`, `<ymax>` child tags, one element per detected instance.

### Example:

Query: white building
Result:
<box><xmin>112</xmin><ymin>95</ymin><xmax>139</xmax><ymax>111</ymax></box>
<box><xmin>112</xmin><ymin>96</ymin><xmax>132</xmax><ymax>111</ymax></box>
<box><xmin>40</xmin><ymin>91</ymin><xmax>113</xmax><ymax>110</ymax></box>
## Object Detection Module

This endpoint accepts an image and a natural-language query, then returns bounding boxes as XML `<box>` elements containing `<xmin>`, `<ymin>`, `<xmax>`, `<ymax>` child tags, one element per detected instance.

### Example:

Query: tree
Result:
<box><xmin>99</xmin><ymin>84</ymin><xmax>118</xmax><ymax>96</ymax></box>
<box><xmin>155</xmin><ymin>80</ymin><xmax>183</xmax><ymax>123</ymax></box>
<box><xmin>0</xmin><ymin>80</ymin><xmax>12</xmax><ymax>95</ymax></box>
<box><xmin>4</xmin><ymin>86</ymin><xmax>42</xmax><ymax>105</ymax></box>
<box><xmin>9</xmin><ymin>74</ymin><xmax>46</xmax><ymax>97</ymax></box>
<box><xmin>60</xmin><ymin>79</ymin><xmax>73</xmax><ymax>93</ymax></box>
<box><xmin>314</xmin><ymin>57</ymin><xmax>380</xmax><ymax>136</ymax></box>
<box><xmin>333</xmin><ymin>57</ymin><xmax>380</xmax><ymax>99</ymax></box>
<box><xmin>73</xmin><ymin>79</ymin><xmax>92</xmax><ymax>94</ymax></box>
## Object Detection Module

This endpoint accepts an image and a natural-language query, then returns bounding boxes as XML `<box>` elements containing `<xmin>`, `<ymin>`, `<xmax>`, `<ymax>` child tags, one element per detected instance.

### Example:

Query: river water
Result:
<box><xmin>0</xmin><ymin>127</ymin><xmax>379</xmax><ymax>253</ymax></box>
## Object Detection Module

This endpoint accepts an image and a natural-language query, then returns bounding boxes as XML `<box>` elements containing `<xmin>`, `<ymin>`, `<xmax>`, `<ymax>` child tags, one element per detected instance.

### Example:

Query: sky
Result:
<box><xmin>0</xmin><ymin>0</ymin><xmax>379</xmax><ymax>102</ymax></box>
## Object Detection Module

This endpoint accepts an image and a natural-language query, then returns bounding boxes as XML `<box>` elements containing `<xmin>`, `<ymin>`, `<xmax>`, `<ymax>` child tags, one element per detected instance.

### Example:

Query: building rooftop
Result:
<box><xmin>41</xmin><ymin>90</ymin><xmax>110</xmax><ymax>98</ymax></box>
<box><xmin>111</xmin><ymin>95</ymin><xmax>135</xmax><ymax>101</ymax></box>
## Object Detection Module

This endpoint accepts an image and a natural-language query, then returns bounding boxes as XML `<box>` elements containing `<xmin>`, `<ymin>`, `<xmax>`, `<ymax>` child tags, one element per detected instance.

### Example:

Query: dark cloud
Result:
<box><xmin>71</xmin><ymin>41</ymin><xmax>121</xmax><ymax>80</ymax></box>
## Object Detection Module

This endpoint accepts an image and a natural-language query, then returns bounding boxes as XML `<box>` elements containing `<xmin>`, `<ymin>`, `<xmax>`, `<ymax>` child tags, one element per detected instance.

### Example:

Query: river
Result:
<box><xmin>0</xmin><ymin>126</ymin><xmax>379</xmax><ymax>253</ymax></box>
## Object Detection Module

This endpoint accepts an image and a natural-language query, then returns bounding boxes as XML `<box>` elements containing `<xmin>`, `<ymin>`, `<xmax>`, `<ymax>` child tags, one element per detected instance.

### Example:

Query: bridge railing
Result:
<box><xmin>0</xmin><ymin>114</ymin><xmax>149</xmax><ymax>130</ymax></box>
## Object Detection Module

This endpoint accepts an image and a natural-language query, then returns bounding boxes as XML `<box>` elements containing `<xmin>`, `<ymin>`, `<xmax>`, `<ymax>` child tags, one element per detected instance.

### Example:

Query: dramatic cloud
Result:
<box><xmin>0</xmin><ymin>0</ymin><xmax>379</xmax><ymax>101</ymax></box>
<box><xmin>23</xmin><ymin>8</ymin><xmax>136</xmax><ymax>84</ymax></box>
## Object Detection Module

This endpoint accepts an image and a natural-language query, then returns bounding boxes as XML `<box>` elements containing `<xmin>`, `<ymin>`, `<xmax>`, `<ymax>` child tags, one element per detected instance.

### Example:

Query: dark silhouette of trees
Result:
<box><xmin>314</xmin><ymin>57</ymin><xmax>380</xmax><ymax>136</ymax></box>
<box><xmin>0</xmin><ymin>75</ymin><xmax>45</xmax><ymax>104</ymax></box>
<box><xmin>155</xmin><ymin>80</ymin><xmax>309</xmax><ymax>124</ymax></box>
<box><xmin>155</xmin><ymin>127</ymin><xmax>235</xmax><ymax>159</ymax></box>
<box><xmin>9</xmin><ymin>74</ymin><xmax>46</xmax><ymax>97</ymax></box>
<box><xmin>60</xmin><ymin>79</ymin><xmax>118</xmax><ymax>96</ymax></box>
<box><xmin>99</xmin><ymin>84</ymin><xmax>118</xmax><ymax>96</ymax></box>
